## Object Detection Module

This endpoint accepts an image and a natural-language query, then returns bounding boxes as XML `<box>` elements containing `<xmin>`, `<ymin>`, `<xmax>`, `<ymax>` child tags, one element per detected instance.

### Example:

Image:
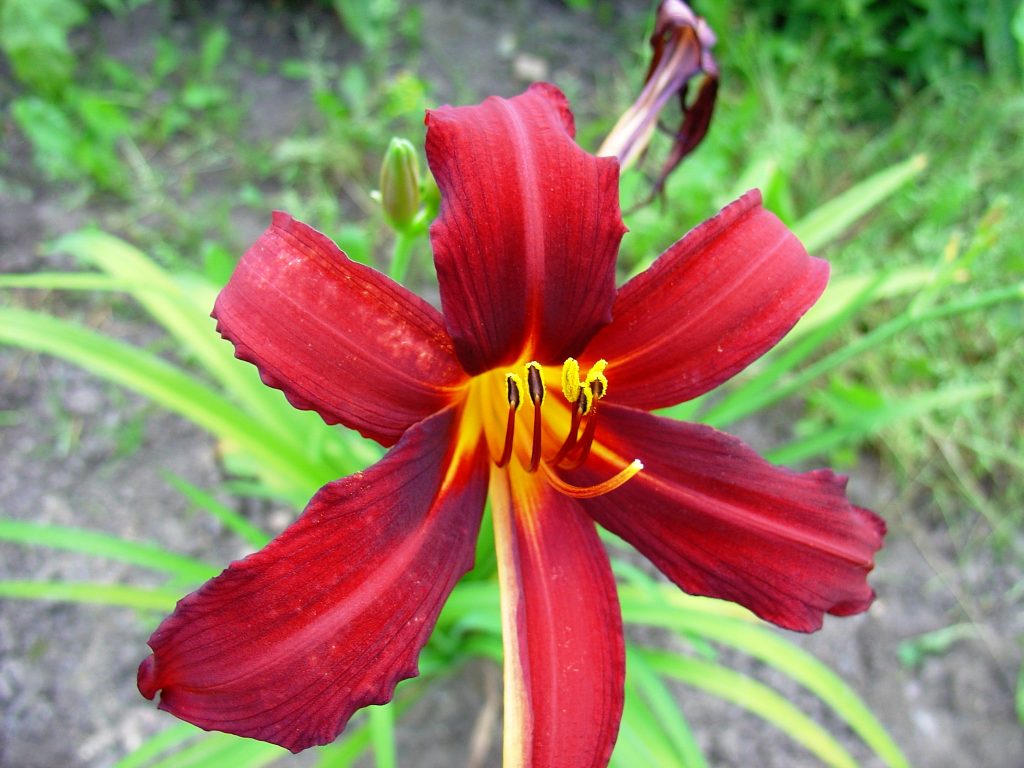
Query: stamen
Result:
<box><xmin>562</xmin><ymin>407</ymin><xmax>599</xmax><ymax>469</ymax></box>
<box><xmin>549</xmin><ymin>358</ymin><xmax>607</xmax><ymax>468</ymax></box>
<box><xmin>542</xmin><ymin>459</ymin><xmax>643</xmax><ymax>499</ymax></box>
<box><xmin>584</xmin><ymin>359</ymin><xmax>608</xmax><ymax>400</ymax></box>
<box><xmin>525</xmin><ymin>361</ymin><xmax>545</xmax><ymax>405</ymax></box>
<box><xmin>497</xmin><ymin>373</ymin><xmax>524</xmax><ymax>467</ymax></box>
<box><xmin>548</xmin><ymin>393</ymin><xmax>586</xmax><ymax>466</ymax></box>
<box><xmin>561</xmin><ymin>358</ymin><xmax>580</xmax><ymax>403</ymax></box>
<box><xmin>525</xmin><ymin>362</ymin><xmax>544</xmax><ymax>472</ymax></box>
<box><xmin>506</xmin><ymin>373</ymin><xmax>525</xmax><ymax>410</ymax></box>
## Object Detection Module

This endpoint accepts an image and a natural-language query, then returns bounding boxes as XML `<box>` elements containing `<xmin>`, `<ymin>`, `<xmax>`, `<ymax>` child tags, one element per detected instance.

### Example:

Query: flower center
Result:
<box><xmin>466</xmin><ymin>358</ymin><xmax>642</xmax><ymax>499</ymax></box>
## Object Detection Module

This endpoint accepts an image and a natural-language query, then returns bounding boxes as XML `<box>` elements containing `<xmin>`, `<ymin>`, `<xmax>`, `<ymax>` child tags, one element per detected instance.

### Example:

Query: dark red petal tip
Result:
<box><xmin>137</xmin><ymin>655</ymin><xmax>158</xmax><ymax>700</ymax></box>
<box><xmin>137</xmin><ymin>408</ymin><xmax>488</xmax><ymax>752</ymax></box>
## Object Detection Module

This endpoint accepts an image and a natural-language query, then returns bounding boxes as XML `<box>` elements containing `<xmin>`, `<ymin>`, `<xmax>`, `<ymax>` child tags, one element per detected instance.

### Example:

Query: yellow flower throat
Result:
<box><xmin>461</xmin><ymin>357</ymin><xmax>643</xmax><ymax>499</ymax></box>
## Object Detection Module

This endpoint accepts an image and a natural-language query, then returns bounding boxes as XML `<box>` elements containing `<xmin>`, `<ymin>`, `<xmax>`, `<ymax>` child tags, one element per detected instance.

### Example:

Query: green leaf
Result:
<box><xmin>9</xmin><ymin>97</ymin><xmax>81</xmax><ymax>178</ymax></box>
<box><xmin>0</xmin><ymin>580</ymin><xmax>180</xmax><ymax>611</ymax></box>
<box><xmin>0</xmin><ymin>0</ymin><xmax>87</xmax><ymax>93</ymax></box>
<box><xmin>163</xmin><ymin>473</ymin><xmax>270</xmax><ymax>549</ymax></box>
<box><xmin>615</xmin><ymin>677</ymin><xmax>685</xmax><ymax>768</ymax></box>
<box><xmin>692</xmin><ymin>271</ymin><xmax>887</xmax><ymax>427</ymax></box>
<box><xmin>198</xmin><ymin>26</ymin><xmax>230</xmax><ymax>79</ymax></box>
<box><xmin>49</xmin><ymin>230</ymin><xmax>300</xmax><ymax>440</ymax></box>
<box><xmin>369</xmin><ymin>705</ymin><xmax>397</xmax><ymax>768</ymax></box>
<box><xmin>619</xmin><ymin>589</ymin><xmax>910</xmax><ymax>768</ymax></box>
<box><xmin>39</xmin><ymin>230</ymin><xmax>374</xmax><ymax>483</ymax></box>
<box><xmin>641</xmin><ymin>648</ymin><xmax>858</xmax><ymax>768</ymax></box>
<box><xmin>1017</xmin><ymin>654</ymin><xmax>1024</xmax><ymax>726</ymax></box>
<box><xmin>112</xmin><ymin>723</ymin><xmax>200</xmax><ymax>768</ymax></box>
<box><xmin>703</xmin><ymin>282</ymin><xmax>1024</xmax><ymax>430</ymax></box>
<box><xmin>769</xmin><ymin>381</ymin><xmax>998</xmax><ymax>464</ymax></box>
<box><xmin>0</xmin><ymin>519</ymin><xmax>218</xmax><ymax>581</ymax></box>
<box><xmin>0</xmin><ymin>307</ymin><xmax>333</xmax><ymax>499</ymax></box>
<box><xmin>145</xmin><ymin>731</ymin><xmax>285</xmax><ymax>768</ymax></box>
<box><xmin>794</xmin><ymin>155</ymin><xmax>928</xmax><ymax>253</ymax></box>
<box><xmin>896</xmin><ymin>623</ymin><xmax>978</xmax><ymax>668</ymax></box>
<box><xmin>0</xmin><ymin>272</ymin><xmax>141</xmax><ymax>292</ymax></box>
<box><xmin>787</xmin><ymin>266</ymin><xmax>936</xmax><ymax>343</ymax></box>
<box><xmin>626</xmin><ymin>646</ymin><xmax>707</xmax><ymax>767</ymax></box>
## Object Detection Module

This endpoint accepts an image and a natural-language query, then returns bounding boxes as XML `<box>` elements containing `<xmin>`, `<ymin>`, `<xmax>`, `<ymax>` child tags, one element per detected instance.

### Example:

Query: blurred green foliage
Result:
<box><xmin>0</xmin><ymin>0</ymin><xmax>87</xmax><ymax>95</ymax></box>
<box><xmin>733</xmin><ymin>0</ymin><xmax>1022</xmax><ymax>121</ymax></box>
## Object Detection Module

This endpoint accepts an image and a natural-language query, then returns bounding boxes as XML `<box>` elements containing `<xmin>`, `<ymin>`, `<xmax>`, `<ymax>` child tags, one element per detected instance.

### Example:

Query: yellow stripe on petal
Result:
<box><xmin>489</xmin><ymin>463</ymin><xmax>624</xmax><ymax>767</ymax></box>
<box><xmin>489</xmin><ymin>467</ymin><xmax>532</xmax><ymax>768</ymax></box>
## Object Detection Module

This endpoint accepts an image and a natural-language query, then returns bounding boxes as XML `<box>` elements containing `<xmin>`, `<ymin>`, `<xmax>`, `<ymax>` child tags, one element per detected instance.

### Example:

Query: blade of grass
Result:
<box><xmin>315</xmin><ymin>702</ymin><xmax>414</xmax><ymax>768</ymax></box>
<box><xmin>787</xmin><ymin>266</ymin><xmax>935</xmax><ymax>342</ymax></box>
<box><xmin>50</xmin><ymin>230</ymin><xmax>296</xmax><ymax>436</ymax></box>
<box><xmin>793</xmin><ymin>155</ymin><xmax>928</xmax><ymax>253</ymax></box>
<box><xmin>619</xmin><ymin>589</ymin><xmax>909</xmax><ymax>768</ymax></box>
<box><xmin>683</xmin><ymin>271</ymin><xmax>886</xmax><ymax>426</ymax></box>
<box><xmin>1017</xmin><ymin>657</ymin><xmax>1024</xmax><ymax>726</ymax></box>
<box><xmin>0</xmin><ymin>580</ymin><xmax>180</xmax><ymax>611</ymax></box>
<box><xmin>614</xmin><ymin>677</ymin><xmax>683</xmax><ymax>768</ymax></box>
<box><xmin>627</xmin><ymin>645</ymin><xmax>707</xmax><ymax>768</ymax></box>
<box><xmin>0</xmin><ymin>307</ymin><xmax>333</xmax><ymax>498</ymax></box>
<box><xmin>768</xmin><ymin>381</ymin><xmax>999</xmax><ymax>464</ymax></box>
<box><xmin>146</xmin><ymin>731</ymin><xmax>285</xmax><ymax>768</ymax></box>
<box><xmin>0</xmin><ymin>272</ymin><xmax>141</xmax><ymax>291</ymax></box>
<box><xmin>112</xmin><ymin>723</ymin><xmax>200</xmax><ymax>768</ymax></box>
<box><xmin>369</xmin><ymin>705</ymin><xmax>397</xmax><ymax>768</ymax></box>
<box><xmin>0</xmin><ymin>518</ymin><xmax>218</xmax><ymax>580</ymax></box>
<box><xmin>315</xmin><ymin>719</ymin><xmax>375</xmax><ymax>768</ymax></box>
<box><xmin>457</xmin><ymin>633</ymin><xmax>503</xmax><ymax>664</ymax></box>
<box><xmin>640</xmin><ymin>648</ymin><xmax>858</xmax><ymax>768</ymax></box>
<box><xmin>162</xmin><ymin>472</ymin><xmax>270</xmax><ymax>548</ymax></box>
<box><xmin>1</xmin><ymin>269</ymin><xmax>370</xmax><ymax>481</ymax></box>
<box><xmin>702</xmin><ymin>282</ymin><xmax>1024</xmax><ymax>429</ymax></box>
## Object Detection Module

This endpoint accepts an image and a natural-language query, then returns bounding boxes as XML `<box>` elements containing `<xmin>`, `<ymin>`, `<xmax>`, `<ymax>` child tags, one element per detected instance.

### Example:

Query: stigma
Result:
<box><xmin>491</xmin><ymin>357</ymin><xmax>642</xmax><ymax>498</ymax></box>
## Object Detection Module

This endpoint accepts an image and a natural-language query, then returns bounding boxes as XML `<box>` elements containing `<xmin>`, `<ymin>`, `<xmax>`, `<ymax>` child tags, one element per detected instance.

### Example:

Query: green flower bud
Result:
<box><xmin>379</xmin><ymin>137</ymin><xmax>421</xmax><ymax>231</ymax></box>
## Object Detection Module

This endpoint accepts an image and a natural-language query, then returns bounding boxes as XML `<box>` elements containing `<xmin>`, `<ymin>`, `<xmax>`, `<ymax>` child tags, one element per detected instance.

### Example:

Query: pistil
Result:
<box><xmin>542</xmin><ymin>458</ymin><xmax>644</xmax><ymax>499</ymax></box>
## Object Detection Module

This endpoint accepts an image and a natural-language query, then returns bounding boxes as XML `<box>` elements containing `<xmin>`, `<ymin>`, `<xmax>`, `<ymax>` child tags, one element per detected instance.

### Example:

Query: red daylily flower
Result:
<box><xmin>138</xmin><ymin>84</ymin><xmax>885</xmax><ymax>764</ymax></box>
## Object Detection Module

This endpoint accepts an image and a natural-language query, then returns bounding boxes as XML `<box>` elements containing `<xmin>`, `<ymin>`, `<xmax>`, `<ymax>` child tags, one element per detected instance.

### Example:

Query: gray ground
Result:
<box><xmin>2</xmin><ymin>2</ymin><xmax>1022</xmax><ymax>767</ymax></box>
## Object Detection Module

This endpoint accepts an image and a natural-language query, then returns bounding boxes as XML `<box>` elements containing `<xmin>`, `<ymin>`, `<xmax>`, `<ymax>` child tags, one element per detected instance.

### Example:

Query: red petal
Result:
<box><xmin>585</xmin><ymin>191</ymin><xmax>828</xmax><ymax>409</ymax></box>
<box><xmin>490</xmin><ymin>465</ymin><xmax>624</xmax><ymax>766</ymax></box>
<box><xmin>138</xmin><ymin>407</ymin><xmax>488</xmax><ymax>752</ymax></box>
<box><xmin>573</xmin><ymin>405</ymin><xmax>885</xmax><ymax>632</ymax></box>
<box><xmin>426</xmin><ymin>83</ymin><xmax>626</xmax><ymax>374</ymax></box>
<box><xmin>213</xmin><ymin>212</ymin><xmax>466</xmax><ymax>447</ymax></box>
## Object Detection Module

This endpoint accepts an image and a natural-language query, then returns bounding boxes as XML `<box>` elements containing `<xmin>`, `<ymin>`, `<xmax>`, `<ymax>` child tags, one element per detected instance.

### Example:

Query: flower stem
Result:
<box><xmin>389</xmin><ymin>230</ymin><xmax>416</xmax><ymax>283</ymax></box>
<box><xmin>369</xmin><ymin>704</ymin><xmax>397</xmax><ymax>768</ymax></box>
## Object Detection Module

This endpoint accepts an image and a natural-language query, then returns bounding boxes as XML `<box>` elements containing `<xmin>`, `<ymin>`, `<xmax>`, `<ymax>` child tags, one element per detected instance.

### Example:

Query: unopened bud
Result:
<box><xmin>379</xmin><ymin>137</ymin><xmax>421</xmax><ymax>231</ymax></box>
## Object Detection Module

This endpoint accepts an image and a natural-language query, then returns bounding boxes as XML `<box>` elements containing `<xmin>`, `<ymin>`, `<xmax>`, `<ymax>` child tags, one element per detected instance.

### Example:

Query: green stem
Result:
<box><xmin>369</xmin><ymin>704</ymin><xmax>397</xmax><ymax>768</ymax></box>
<box><xmin>388</xmin><ymin>231</ymin><xmax>416</xmax><ymax>283</ymax></box>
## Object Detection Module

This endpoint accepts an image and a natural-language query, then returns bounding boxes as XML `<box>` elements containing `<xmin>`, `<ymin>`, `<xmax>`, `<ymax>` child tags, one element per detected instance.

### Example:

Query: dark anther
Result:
<box><xmin>526</xmin><ymin>363</ymin><xmax>545</xmax><ymax>405</ymax></box>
